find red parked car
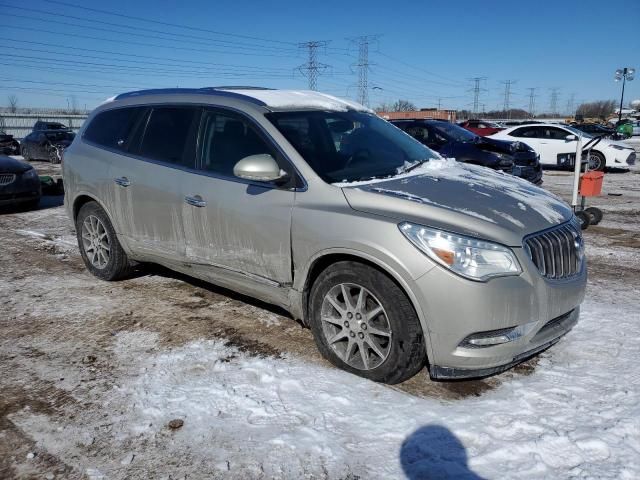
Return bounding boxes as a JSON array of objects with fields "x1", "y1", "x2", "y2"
[{"x1": 459, "y1": 119, "x2": 504, "y2": 136}]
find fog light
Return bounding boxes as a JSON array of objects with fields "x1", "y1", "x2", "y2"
[{"x1": 460, "y1": 322, "x2": 537, "y2": 348}]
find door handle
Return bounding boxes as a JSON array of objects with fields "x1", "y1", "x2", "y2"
[
  {"x1": 114, "y1": 177, "x2": 131, "y2": 187},
  {"x1": 184, "y1": 195, "x2": 207, "y2": 207}
]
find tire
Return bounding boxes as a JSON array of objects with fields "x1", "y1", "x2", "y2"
[
  {"x1": 76, "y1": 201, "x2": 132, "y2": 281},
  {"x1": 308, "y1": 261, "x2": 426, "y2": 384},
  {"x1": 575, "y1": 210, "x2": 591, "y2": 230},
  {"x1": 48, "y1": 147, "x2": 61, "y2": 164},
  {"x1": 588, "y1": 151, "x2": 606, "y2": 172},
  {"x1": 585, "y1": 207, "x2": 603, "y2": 225},
  {"x1": 22, "y1": 145, "x2": 30, "y2": 161}
]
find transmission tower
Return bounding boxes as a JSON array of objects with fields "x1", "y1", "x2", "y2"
[
  {"x1": 501, "y1": 80, "x2": 516, "y2": 119},
  {"x1": 468, "y1": 77, "x2": 487, "y2": 117},
  {"x1": 549, "y1": 88, "x2": 561, "y2": 118},
  {"x1": 566, "y1": 93, "x2": 576, "y2": 116},
  {"x1": 297, "y1": 40, "x2": 330, "y2": 91},
  {"x1": 348, "y1": 35, "x2": 380, "y2": 107},
  {"x1": 526, "y1": 87, "x2": 537, "y2": 117}
]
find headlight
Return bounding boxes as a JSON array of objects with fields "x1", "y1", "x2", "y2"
[
  {"x1": 611, "y1": 145, "x2": 628, "y2": 151},
  {"x1": 22, "y1": 168, "x2": 38, "y2": 180},
  {"x1": 399, "y1": 223, "x2": 522, "y2": 281}
]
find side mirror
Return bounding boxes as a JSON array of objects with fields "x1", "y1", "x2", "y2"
[
  {"x1": 565, "y1": 134, "x2": 577, "y2": 141},
  {"x1": 233, "y1": 154, "x2": 288, "y2": 183}
]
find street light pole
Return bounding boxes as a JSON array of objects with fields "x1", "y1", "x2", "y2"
[{"x1": 615, "y1": 67, "x2": 635, "y2": 123}]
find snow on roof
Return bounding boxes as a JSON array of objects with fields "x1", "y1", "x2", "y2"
[{"x1": 227, "y1": 89, "x2": 373, "y2": 113}]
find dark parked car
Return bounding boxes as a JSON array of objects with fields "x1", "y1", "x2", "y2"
[
  {"x1": 0, "y1": 154, "x2": 41, "y2": 209},
  {"x1": 391, "y1": 119, "x2": 543, "y2": 184},
  {"x1": 571, "y1": 123, "x2": 624, "y2": 140},
  {"x1": 459, "y1": 119, "x2": 504, "y2": 136},
  {"x1": 21, "y1": 130, "x2": 75, "y2": 163},
  {"x1": 33, "y1": 121, "x2": 71, "y2": 132},
  {"x1": 0, "y1": 131, "x2": 21, "y2": 155}
]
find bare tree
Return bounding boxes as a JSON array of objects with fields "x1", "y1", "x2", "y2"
[
  {"x1": 8, "y1": 94, "x2": 18, "y2": 113},
  {"x1": 576, "y1": 100, "x2": 616, "y2": 120},
  {"x1": 392, "y1": 99, "x2": 417, "y2": 112}
]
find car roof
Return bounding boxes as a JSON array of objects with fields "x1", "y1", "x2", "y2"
[{"x1": 107, "y1": 87, "x2": 371, "y2": 113}]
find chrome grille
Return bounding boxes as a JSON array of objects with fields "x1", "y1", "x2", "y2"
[
  {"x1": 524, "y1": 221, "x2": 584, "y2": 279},
  {"x1": 0, "y1": 173, "x2": 16, "y2": 186}
]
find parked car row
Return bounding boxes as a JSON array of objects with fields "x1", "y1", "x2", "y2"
[
  {"x1": 0, "y1": 154, "x2": 41, "y2": 209},
  {"x1": 0, "y1": 121, "x2": 76, "y2": 163}
]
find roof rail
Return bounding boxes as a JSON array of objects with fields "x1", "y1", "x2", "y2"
[{"x1": 113, "y1": 87, "x2": 268, "y2": 106}]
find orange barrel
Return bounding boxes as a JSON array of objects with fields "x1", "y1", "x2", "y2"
[{"x1": 579, "y1": 171, "x2": 604, "y2": 197}]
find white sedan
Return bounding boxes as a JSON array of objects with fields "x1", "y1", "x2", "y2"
[{"x1": 490, "y1": 123, "x2": 636, "y2": 171}]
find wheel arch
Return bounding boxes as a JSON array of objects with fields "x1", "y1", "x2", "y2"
[{"x1": 296, "y1": 249, "x2": 435, "y2": 366}]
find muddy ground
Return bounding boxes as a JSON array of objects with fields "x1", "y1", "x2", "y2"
[{"x1": 1, "y1": 159, "x2": 639, "y2": 479}]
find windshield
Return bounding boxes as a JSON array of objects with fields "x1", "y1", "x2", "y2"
[
  {"x1": 267, "y1": 111, "x2": 439, "y2": 183},
  {"x1": 564, "y1": 125, "x2": 593, "y2": 139},
  {"x1": 431, "y1": 122, "x2": 477, "y2": 143}
]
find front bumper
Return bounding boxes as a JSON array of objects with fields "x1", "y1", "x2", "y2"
[
  {"x1": 410, "y1": 247, "x2": 586, "y2": 380},
  {"x1": 0, "y1": 174, "x2": 41, "y2": 206}
]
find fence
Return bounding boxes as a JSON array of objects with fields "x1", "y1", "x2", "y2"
[{"x1": 0, "y1": 113, "x2": 89, "y2": 140}]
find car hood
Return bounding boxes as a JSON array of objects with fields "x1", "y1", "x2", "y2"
[
  {"x1": 471, "y1": 135, "x2": 529, "y2": 154},
  {"x1": 339, "y1": 158, "x2": 572, "y2": 246},
  {"x1": 0, "y1": 154, "x2": 32, "y2": 174}
]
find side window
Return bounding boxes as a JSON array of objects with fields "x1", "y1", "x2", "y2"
[
  {"x1": 511, "y1": 127, "x2": 540, "y2": 138},
  {"x1": 84, "y1": 107, "x2": 143, "y2": 150},
  {"x1": 138, "y1": 106, "x2": 199, "y2": 167},
  {"x1": 405, "y1": 126, "x2": 430, "y2": 143},
  {"x1": 198, "y1": 110, "x2": 278, "y2": 177},
  {"x1": 548, "y1": 128, "x2": 570, "y2": 140}
]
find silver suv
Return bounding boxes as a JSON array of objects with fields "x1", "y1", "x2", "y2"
[{"x1": 63, "y1": 87, "x2": 586, "y2": 384}]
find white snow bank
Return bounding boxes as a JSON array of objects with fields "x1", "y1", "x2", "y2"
[
  {"x1": 227, "y1": 89, "x2": 373, "y2": 113},
  {"x1": 12, "y1": 292, "x2": 640, "y2": 479}
]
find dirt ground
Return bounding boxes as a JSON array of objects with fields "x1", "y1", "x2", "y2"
[{"x1": 1, "y1": 158, "x2": 639, "y2": 479}]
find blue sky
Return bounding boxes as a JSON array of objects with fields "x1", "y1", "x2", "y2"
[{"x1": 1, "y1": 0, "x2": 639, "y2": 112}]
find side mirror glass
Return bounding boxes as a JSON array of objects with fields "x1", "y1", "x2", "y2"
[
  {"x1": 565, "y1": 134, "x2": 577, "y2": 141},
  {"x1": 233, "y1": 154, "x2": 288, "y2": 183}
]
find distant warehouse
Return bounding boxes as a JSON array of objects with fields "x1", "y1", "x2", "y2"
[{"x1": 378, "y1": 108, "x2": 456, "y2": 122}]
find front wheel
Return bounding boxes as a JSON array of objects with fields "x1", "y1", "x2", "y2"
[
  {"x1": 76, "y1": 201, "x2": 132, "y2": 281},
  {"x1": 308, "y1": 261, "x2": 426, "y2": 384},
  {"x1": 21, "y1": 145, "x2": 30, "y2": 161},
  {"x1": 588, "y1": 151, "x2": 606, "y2": 172}
]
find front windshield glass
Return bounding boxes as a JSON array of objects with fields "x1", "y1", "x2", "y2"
[
  {"x1": 564, "y1": 125, "x2": 593, "y2": 139},
  {"x1": 45, "y1": 131, "x2": 75, "y2": 142},
  {"x1": 267, "y1": 111, "x2": 439, "y2": 183},
  {"x1": 431, "y1": 122, "x2": 477, "y2": 143}
]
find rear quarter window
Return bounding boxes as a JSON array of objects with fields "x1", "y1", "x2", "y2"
[{"x1": 83, "y1": 107, "x2": 143, "y2": 150}]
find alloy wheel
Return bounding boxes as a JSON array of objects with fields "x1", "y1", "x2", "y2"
[
  {"x1": 81, "y1": 215, "x2": 110, "y2": 269},
  {"x1": 320, "y1": 283, "x2": 392, "y2": 370}
]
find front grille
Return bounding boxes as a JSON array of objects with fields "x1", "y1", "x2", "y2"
[
  {"x1": 0, "y1": 173, "x2": 16, "y2": 186},
  {"x1": 524, "y1": 221, "x2": 584, "y2": 279}
]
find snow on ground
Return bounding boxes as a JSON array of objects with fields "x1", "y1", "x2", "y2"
[{"x1": 1, "y1": 162, "x2": 640, "y2": 479}]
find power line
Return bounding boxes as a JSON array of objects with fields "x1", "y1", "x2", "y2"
[
  {"x1": 566, "y1": 93, "x2": 576, "y2": 116},
  {"x1": 297, "y1": 41, "x2": 330, "y2": 90},
  {"x1": 549, "y1": 88, "x2": 561, "y2": 117},
  {"x1": 42, "y1": 0, "x2": 296, "y2": 46}
]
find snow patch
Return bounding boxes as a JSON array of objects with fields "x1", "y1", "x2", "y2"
[{"x1": 227, "y1": 89, "x2": 372, "y2": 113}]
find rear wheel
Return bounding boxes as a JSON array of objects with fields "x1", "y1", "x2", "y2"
[
  {"x1": 308, "y1": 261, "x2": 426, "y2": 384},
  {"x1": 76, "y1": 201, "x2": 132, "y2": 280},
  {"x1": 21, "y1": 145, "x2": 30, "y2": 161}
]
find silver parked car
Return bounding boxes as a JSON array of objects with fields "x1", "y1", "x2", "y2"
[{"x1": 63, "y1": 87, "x2": 586, "y2": 384}]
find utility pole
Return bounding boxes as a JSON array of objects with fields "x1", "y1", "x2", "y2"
[
  {"x1": 526, "y1": 87, "x2": 537, "y2": 118},
  {"x1": 549, "y1": 88, "x2": 560, "y2": 118},
  {"x1": 501, "y1": 80, "x2": 516, "y2": 119},
  {"x1": 615, "y1": 67, "x2": 635, "y2": 123},
  {"x1": 348, "y1": 35, "x2": 380, "y2": 107},
  {"x1": 468, "y1": 77, "x2": 487, "y2": 117},
  {"x1": 297, "y1": 40, "x2": 330, "y2": 91}
]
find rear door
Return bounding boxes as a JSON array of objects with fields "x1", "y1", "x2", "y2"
[
  {"x1": 115, "y1": 105, "x2": 201, "y2": 263},
  {"x1": 179, "y1": 107, "x2": 295, "y2": 285}
]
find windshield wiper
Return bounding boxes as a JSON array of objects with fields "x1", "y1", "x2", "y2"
[{"x1": 399, "y1": 158, "x2": 429, "y2": 174}]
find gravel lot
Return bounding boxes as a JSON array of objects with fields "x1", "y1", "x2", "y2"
[{"x1": 1, "y1": 157, "x2": 639, "y2": 479}]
